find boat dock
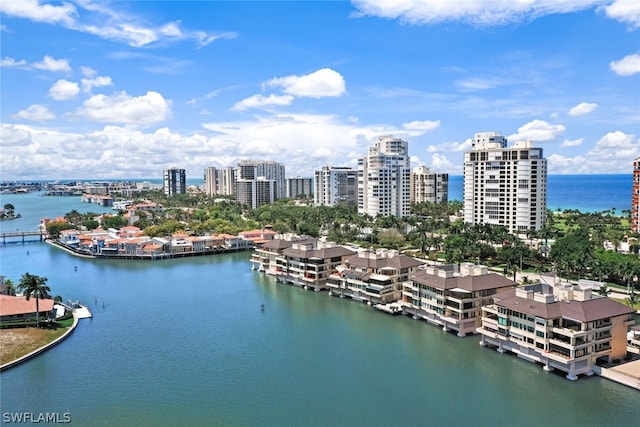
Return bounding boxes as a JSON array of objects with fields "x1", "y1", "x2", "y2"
[{"x1": 373, "y1": 302, "x2": 403, "y2": 315}]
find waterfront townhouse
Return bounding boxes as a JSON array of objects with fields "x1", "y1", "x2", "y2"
[
  {"x1": 403, "y1": 263, "x2": 515, "y2": 337},
  {"x1": 276, "y1": 240, "x2": 355, "y2": 291},
  {"x1": 477, "y1": 282, "x2": 635, "y2": 380},
  {"x1": 251, "y1": 235, "x2": 317, "y2": 274},
  {"x1": 239, "y1": 228, "x2": 278, "y2": 247},
  {"x1": 327, "y1": 249, "x2": 424, "y2": 304}
]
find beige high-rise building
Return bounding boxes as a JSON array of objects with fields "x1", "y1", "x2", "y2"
[
  {"x1": 358, "y1": 135, "x2": 411, "y2": 217},
  {"x1": 463, "y1": 132, "x2": 547, "y2": 234},
  {"x1": 632, "y1": 157, "x2": 640, "y2": 233},
  {"x1": 203, "y1": 166, "x2": 235, "y2": 196},
  {"x1": 410, "y1": 166, "x2": 448, "y2": 204}
]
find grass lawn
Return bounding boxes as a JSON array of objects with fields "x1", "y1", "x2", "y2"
[{"x1": 0, "y1": 325, "x2": 70, "y2": 366}]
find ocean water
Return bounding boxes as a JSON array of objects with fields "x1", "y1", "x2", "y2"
[{"x1": 448, "y1": 174, "x2": 632, "y2": 213}]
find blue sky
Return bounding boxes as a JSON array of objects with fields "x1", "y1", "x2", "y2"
[{"x1": 1, "y1": 0, "x2": 639, "y2": 180}]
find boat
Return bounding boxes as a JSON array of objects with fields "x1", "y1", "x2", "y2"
[{"x1": 67, "y1": 300, "x2": 93, "y2": 319}]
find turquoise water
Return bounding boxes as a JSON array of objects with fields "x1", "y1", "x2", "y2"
[{"x1": 0, "y1": 193, "x2": 639, "y2": 426}]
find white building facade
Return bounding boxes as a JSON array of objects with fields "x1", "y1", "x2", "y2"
[
  {"x1": 286, "y1": 177, "x2": 313, "y2": 199},
  {"x1": 358, "y1": 136, "x2": 411, "y2": 217},
  {"x1": 463, "y1": 132, "x2": 547, "y2": 234},
  {"x1": 314, "y1": 166, "x2": 357, "y2": 206},
  {"x1": 410, "y1": 166, "x2": 449, "y2": 204}
]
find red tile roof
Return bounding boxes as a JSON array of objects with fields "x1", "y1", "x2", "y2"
[{"x1": 0, "y1": 295, "x2": 55, "y2": 317}]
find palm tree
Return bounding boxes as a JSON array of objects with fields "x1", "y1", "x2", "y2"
[
  {"x1": 18, "y1": 273, "x2": 51, "y2": 327},
  {"x1": 3, "y1": 278, "x2": 16, "y2": 296}
]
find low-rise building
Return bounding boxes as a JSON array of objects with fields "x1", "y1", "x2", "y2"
[
  {"x1": 402, "y1": 263, "x2": 515, "y2": 337},
  {"x1": 327, "y1": 249, "x2": 424, "y2": 304},
  {"x1": 250, "y1": 235, "x2": 316, "y2": 274},
  {"x1": 276, "y1": 240, "x2": 354, "y2": 291},
  {"x1": 0, "y1": 295, "x2": 55, "y2": 323},
  {"x1": 477, "y1": 282, "x2": 635, "y2": 380}
]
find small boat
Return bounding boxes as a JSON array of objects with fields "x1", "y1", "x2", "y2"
[{"x1": 260, "y1": 304, "x2": 265, "y2": 312}]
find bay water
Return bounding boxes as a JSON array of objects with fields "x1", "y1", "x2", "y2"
[{"x1": 1, "y1": 182, "x2": 638, "y2": 426}]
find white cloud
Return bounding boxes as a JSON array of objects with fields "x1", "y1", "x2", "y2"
[
  {"x1": 77, "y1": 91, "x2": 172, "y2": 125},
  {"x1": 267, "y1": 68, "x2": 346, "y2": 98},
  {"x1": 49, "y1": 79, "x2": 80, "y2": 100},
  {"x1": 33, "y1": 55, "x2": 71, "y2": 72},
  {"x1": 610, "y1": 53, "x2": 640, "y2": 76},
  {"x1": 1, "y1": 57, "x2": 27, "y2": 68},
  {"x1": 0, "y1": 0, "x2": 235, "y2": 48},
  {"x1": 568, "y1": 102, "x2": 597, "y2": 116},
  {"x1": 402, "y1": 120, "x2": 440, "y2": 133},
  {"x1": 602, "y1": 0, "x2": 640, "y2": 29},
  {"x1": 428, "y1": 153, "x2": 457, "y2": 173},
  {"x1": 12, "y1": 104, "x2": 56, "y2": 121},
  {"x1": 0, "y1": 0, "x2": 77, "y2": 25},
  {"x1": 426, "y1": 138, "x2": 473, "y2": 153},
  {"x1": 508, "y1": 119, "x2": 565, "y2": 142},
  {"x1": 351, "y1": 0, "x2": 606, "y2": 26},
  {"x1": 231, "y1": 94, "x2": 294, "y2": 112},
  {"x1": 548, "y1": 131, "x2": 639, "y2": 174},
  {"x1": 560, "y1": 138, "x2": 584, "y2": 147},
  {"x1": 81, "y1": 75, "x2": 113, "y2": 93},
  {"x1": 456, "y1": 76, "x2": 506, "y2": 91}
]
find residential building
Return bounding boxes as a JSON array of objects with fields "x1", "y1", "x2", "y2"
[
  {"x1": 410, "y1": 166, "x2": 449, "y2": 204},
  {"x1": 237, "y1": 160, "x2": 286, "y2": 199},
  {"x1": 203, "y1": 166, "x2": 236, "y2": 196},
  {"x1": 358, "y1": 135, "x2": 411, "y2": 217},
  {"x1": 236, "y1": 177, "x2": 277, "y2": 209},
  {"x1": 250, "y1": 234, "x2": 317, "y2": 274},
  {"x1": 314, "y1": 166, "x2": 357, "y2": 206},
  {"x1": 0, "y1": 295, "x2": 55, "y2": 323},
  {"x1": 632, "y1": 157, "x2": 640, "y2": 233},
  {"x1": 402, "y1": 263, "x2": 515, "y2": 337},
  {"x1": 463, "y1": 132, "x2": 547, "y2": 234},
  {"x1": 275, "y1": 240, "x2": 355, "y2": 291},
  {"x1": 327, "y1": 249, "x2": 423, "y2": 304},
  {"x1": 286, "y1": 177, "x2": 313, "y2": 199},
  {"x1": 163, "y1": 167, "x2": 186, "y2": 196},
  {"x1": 477, "y1": 282, "x2": 635, "y2": 380}
]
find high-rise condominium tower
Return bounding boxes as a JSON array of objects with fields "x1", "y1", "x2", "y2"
[
  {"x1": 235, "y1": 160, "x2": 285, "y2": 209},
  {"x1": 411, "y1": 166, "x2": 449, "y2": 204},
  {"x1": 463, "y1": 132, "x2": 547, "y2": 234},
  {"x1": 314, "y1": 166, "x2": 357, "y2": 206},
  {"x1": 358, "y1": 135, "x2": 411, "y2": 217},
  {"x1": 203, "y1": 166, "x2": 236, "y2": 196},
  {"x1": 286, "y1": 177, "x2": 313, "y2": 199},
  {"x1": 163, "y1": 167, "x2": 186, "y2": 196},
  {"x1": 632, "y1": 157, "x2": 640, "y2": 233}
]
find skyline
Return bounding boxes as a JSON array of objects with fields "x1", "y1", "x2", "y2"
[{"x1": 1, "y1": 1, "x2": 639, "y2": 180}]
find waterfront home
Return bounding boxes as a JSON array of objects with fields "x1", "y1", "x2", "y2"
[
  {"x1": 250, "y1": 234, "x2": 316, "y2": 274},
  {"x1": 59, "y1": 229, "x2": 81, "y2": 246},
  {"x1": 239, "y1": 228, "x2": 278, "y2": 246},
  {"x1": 477, "y1": 282, "x2": 635, "y2": 380},
  {"x1": 276, "y1": 239, "x2": 355, "y2": 291},
  {"x1": 0, "y1": 295, "x2": 55, "y2": 324},
  {"x1": 327, "y1": 249, "x2": 424, "y2": 305},
  {"x1": 81, "y1": 193, "x2": 114, "y2": 207},
  {"x1": 403, "y1": 263, "x2": 515, "y2": 337}
]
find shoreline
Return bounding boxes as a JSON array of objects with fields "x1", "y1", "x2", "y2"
[{"x1": 0, "y1": 314, "x2": 79, "y2": 372}]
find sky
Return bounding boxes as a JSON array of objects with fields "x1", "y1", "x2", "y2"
[{"x1": 1, "y1": 0, "x2": 639, "y2": 181}]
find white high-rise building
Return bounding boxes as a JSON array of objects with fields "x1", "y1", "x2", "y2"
[
  {"x1": 463, "y1": 132, "x2": 547, "y2": 234},
  {"x1": 163, "y1": 167, "x2": 186, "y2": 197},
  {"x1": 358, "y1": 135, "x2": 411, "y2": 217},
  {"x1": 314, "y1": 166, "x2": 357, "y2": 206},
  {"x1": 411, "y1": 166, "x2": 449, "y2": 204},
  {"x1": 203, "y1": 166, "x2": 236, "y2": 196}
]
